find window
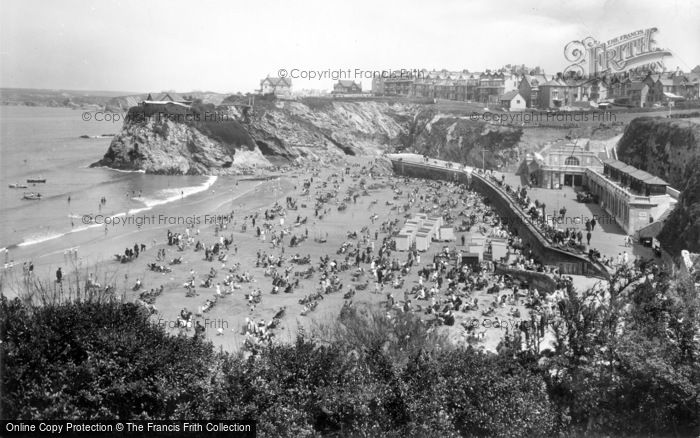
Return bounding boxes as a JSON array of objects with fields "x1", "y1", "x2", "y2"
[{"x1": 565, "y1": 156, "x2": 580, "y2": 166}]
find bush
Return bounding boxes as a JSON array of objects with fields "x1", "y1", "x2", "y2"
[{"x1": 1, "y1": 297, "x2": 221, "y2": 420}]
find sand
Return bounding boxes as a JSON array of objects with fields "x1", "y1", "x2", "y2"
[{"x1": 2, "y1": 156, "x2": 613, "y2": 353}]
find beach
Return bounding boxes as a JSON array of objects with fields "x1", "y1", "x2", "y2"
[
  {"x1": 3, "y1": 153, "x2": 594, "y2": 354},
  {"x1": 0, "y1": 106, "x2": 628, "y2": 354}
]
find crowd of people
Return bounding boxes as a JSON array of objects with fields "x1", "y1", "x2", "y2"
[{"x1": 9, "y1": 156, "x2": 652, "y2": 356}]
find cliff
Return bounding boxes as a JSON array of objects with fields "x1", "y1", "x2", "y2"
[
  {"x1": 93, "y1": 97, "x2": 526, "y2": 175},
  {"x1": 246, "y1": 98, "x2": 414, "y2": 161},
  {"x1": 616, "y1": 117, "x2": 700, "y2": 253},
  {"x1": 657, "y1": 156, "x2": 700, "y2": 253},
  {"x1": 93, "y1": 99, "x2": 417, "y2": 173},
  {"x1": 406, "y1": 111, "x2": 523, "y2": 168},
  {"x1": 616, "y1": 117, "x2": 700, "y2": 188},
  {"x1": 91, "y1": 110, "x2": 269, "y2": 174}
]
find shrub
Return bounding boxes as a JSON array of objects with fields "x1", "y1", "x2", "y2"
[{"x1": 1, "y1": 297, "x2": 221, "y2": 420}]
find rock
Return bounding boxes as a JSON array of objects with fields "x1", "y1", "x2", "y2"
[
  {"x1": 93, "y1": 98, "x2": 527, "y2": 175},
  {"x1": 91, "y1": 116, "x2": 269, "y2": 175}
]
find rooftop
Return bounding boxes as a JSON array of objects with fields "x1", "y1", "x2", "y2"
[
  {"x1": 500, "y1": 90, "x2": 520, "y2": 101},
  {"x1": 603, "y1": 159, "x2": 668, "y2": 185}
]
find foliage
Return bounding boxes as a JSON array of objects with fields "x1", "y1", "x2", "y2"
[
  {"x1": 2, "y1": 299, "x2": 557, "y2": 436},
  {"x1": 542, "y1": 263, "x2": 700, "y2": 436},
  {"x1": 3, "y1": 264, "x2": 698, "y2": 437},
  {"x1": 1, "y1": 297, "x2": 220, "y2": 420}
]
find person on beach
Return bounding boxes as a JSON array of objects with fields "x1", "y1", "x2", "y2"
[{"x1": 56, "y1": 267, "x2": 62, "y2": 283}]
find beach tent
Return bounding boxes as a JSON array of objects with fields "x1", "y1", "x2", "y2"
[
  {"x1": 470, "y1": 235, "x2": 486, "y2": 247},
  {"x1": 428, "y1": 215, "x2": 443, "y2": 228},
  {"x1": 395, "y1": 234, "x2": 411, "y2": 251},
  {"x1": 490, "y1": 240, "x2": 508, "y2": 261},
  {"x1": 418, "y1": 226, "x2": 433, "y2": 240},
  {"x1": 405, "y1": 220, "x2": 421, "y2": 231},
  {"x1": 415, "y1": 232, "x2": 430, "y2": 251},
  {"x1": 468, "y1": 243, "x2": 484, "y2": 261},
  {"x1": 424, "y1": 221, "x2": 438, "y2": 238},
  {"x1": 439, "y1": 227, "x2": 455, "y2": 241}
]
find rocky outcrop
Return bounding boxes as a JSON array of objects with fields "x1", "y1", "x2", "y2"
[
  {"x1": 94, "y1": 99, "x2": 419, "y2": 173},
  {"x1": 406, "y1": 111, "x2": 523, "y2": 168},
  {"x1": 91, "y1": 115, "x2": 270, "y2": 175},
  {"x1": 93, "y1": 97, "x2": 528, "y2": 175},
  {"x1": 658, "y1": 156, "x2": 700, "y2": 253},
  {"x1": 616, "y1": 117, "x2": 700, "y2": 188},
  {"x1": 615, "y1": 116, "x2": 700, "y2": 254},
  {"x1": 246, "y1": 99, "x2": 415, "y2": 161}
]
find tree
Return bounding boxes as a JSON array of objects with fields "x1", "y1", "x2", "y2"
[
  {"x1": 1, "y1": 298, "x2": 222, "y2": 420},
  {"x1": 542, "y1": 262, "x2": 700, "y2": 435}
]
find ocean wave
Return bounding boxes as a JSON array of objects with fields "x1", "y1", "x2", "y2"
[
  {"x1": 17, "y1": 231, "x2": 67, "y2": 247},
  {"x1": 91, "y1": 166, "x2": 147, "y2": 173},
  {"x1": 13, "y1": 177, "x2": 218, "y2": 249},
  {"x1": 137, "y1": 175, "x2": 217, "y2": 209}
]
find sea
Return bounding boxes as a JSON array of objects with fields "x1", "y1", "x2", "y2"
[{"x1": 0, "y1": 106, "x2": 217, "y2": 254}]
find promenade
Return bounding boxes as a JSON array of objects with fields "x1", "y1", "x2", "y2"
[{"x1": 387, "y1": 153, "x2": 663, "y2": 277}]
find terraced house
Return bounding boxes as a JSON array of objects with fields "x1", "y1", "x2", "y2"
[
  {"x1": 374, "y1": 66, "x2": 699, "y2": 108},
  {"x1": 410, "y1": 70, "x2": 481, "y2": 101}
]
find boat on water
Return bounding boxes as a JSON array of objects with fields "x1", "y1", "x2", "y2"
[
  {"x1": 22, "y1": 192, "x2": 42, "y2": 200},
  {"x1": 9, "y1": 183, "x2": 29, "y2": 189},
  {"x1": 27, "y1": 177, "x2": 46, "y2": 183}
]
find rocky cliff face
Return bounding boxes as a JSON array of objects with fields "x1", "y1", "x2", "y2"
[
  {"x1": 91, "y1": 115, "x2": 270, "y2": 174},
  {"x1": 246, "y1": 99, "x2": 415, "y2": 161},
  {"x1": 406, "y1": 111, "x2": 523, "y2": 168},
  {"x1": 615, "y1": 116, "x2": 700, "y2": 253},
  {"x1": 93, "y1": 98, "x2": 526, "y2": 175},
  {"x1": 658, "y1": 156, "x2": 700, "y2": 253},
  {"x1": 616, "y1": 117, "x2": 700, "y2": 188},
  {"x1": 93, "y1": 99, "x2": 418, "y2": 173}
]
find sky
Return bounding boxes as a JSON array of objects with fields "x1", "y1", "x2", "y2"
[{"x1": 1, "y1": 0, "x2": 698, "y2": 94}]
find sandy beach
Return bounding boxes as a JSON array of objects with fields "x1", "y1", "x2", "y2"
[{"x1": 2, "y1": 155, "x2": 617, "y2": 353}]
